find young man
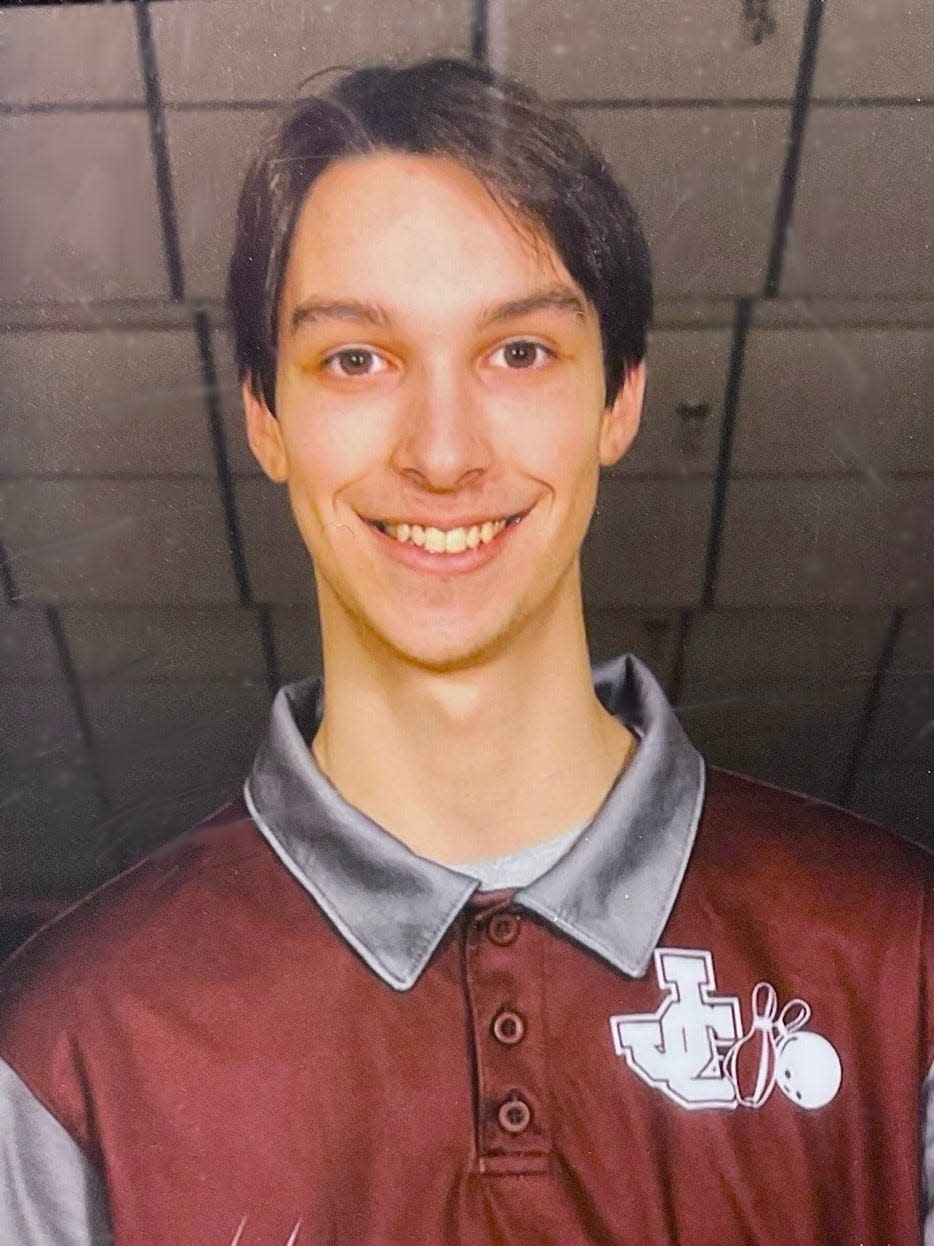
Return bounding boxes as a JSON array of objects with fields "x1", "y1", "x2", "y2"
[{"x1": 1, "y1": 57, "x2": 932, "y2": 1245}]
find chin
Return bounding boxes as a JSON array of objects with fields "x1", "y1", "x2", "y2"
[
  {"x1": 390, "y1": 635, "x2": 506, "y2": 675},
  {"x1": 371, "y1": 612, "x2": 523, "y2": 675}
]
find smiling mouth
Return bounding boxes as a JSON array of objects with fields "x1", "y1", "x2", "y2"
[{"x1": 365, "y1": 513, "x2": 526, "y2": 554}]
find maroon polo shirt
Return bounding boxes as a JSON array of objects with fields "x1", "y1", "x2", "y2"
[{"x1": 1, "y1": 654, "x2": 932, "y2": 1244}]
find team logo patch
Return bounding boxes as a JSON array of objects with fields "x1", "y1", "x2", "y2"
[{"x1": 609, "y1": 948, "x2": 841, "y2": 1112}]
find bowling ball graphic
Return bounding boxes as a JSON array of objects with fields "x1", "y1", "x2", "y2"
[{"x1": 775, "y1": 1031, "x2": 842, "y2": 1109}]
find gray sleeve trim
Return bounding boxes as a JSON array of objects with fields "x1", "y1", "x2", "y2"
[
  {"x1": 924, "y1": 1058, "x2": 934, "y2": 1246},
  {"x1": 0, "y1": 1058, "x2": 111, "y2": 1244}
]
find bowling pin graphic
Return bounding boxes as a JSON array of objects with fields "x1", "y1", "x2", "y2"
[
  {"x1": 725, "y1": 982, "x2": 841, "y2": 1110},
  {"x1": 723, "y1": 982, "x2": 782, "y2": 1107}
]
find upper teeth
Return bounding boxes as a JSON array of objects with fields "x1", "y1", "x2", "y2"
[{"x1": 384, "y1": 519, "x2": 510, "y2": 552}]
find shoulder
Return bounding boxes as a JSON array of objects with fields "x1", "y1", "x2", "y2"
[
  {"x1": 693, "y1": 768, "x2": 934, "y2": 1071},
  {"x1": 696, "y1": 766, "x2": 934, "y2": 906},
  {"x1": 0, "y1": 798, "x2": 295, "y2": 1155},
  {"x1": 0, "y1": 800, "x2": 272, "y2": 1058}
]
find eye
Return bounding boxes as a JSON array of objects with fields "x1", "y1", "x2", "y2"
[
  {"x1": 488, "y1": 340, "x2": 554, "y2": 370},
  {"x1": 321, "y1": 347, "x2": 389, "y2": 377}
]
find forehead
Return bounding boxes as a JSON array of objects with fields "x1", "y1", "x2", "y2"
[{"x1": 279, "y1": 152, "x2": 583, "y2": 328}]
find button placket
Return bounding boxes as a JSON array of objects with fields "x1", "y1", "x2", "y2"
[{"x1": 464, "y1": 896, "x2": 550, "y2": 1175}]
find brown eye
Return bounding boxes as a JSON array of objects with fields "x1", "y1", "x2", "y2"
[
  {"x1": 324, "y1": 348, "x2": 387, "y2": 377},
  {"x1": 506, "y1": 342, "x2": 536, "y2": 367},
  {"x1": 490, "y1": 340, "x2": 551, "y2": 370}
]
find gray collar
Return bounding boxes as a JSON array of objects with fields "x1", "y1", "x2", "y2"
[{"x1": 244, "y1": 653, "x2": 705, "y2": 991}]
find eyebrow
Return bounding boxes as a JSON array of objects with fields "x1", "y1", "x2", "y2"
[
  {"x1": 288, "y1": 285, "x2": 588, "y2": 336},
  {"x1": 289, "y1": 299, "x2": 389, "y2": 335},
  {"x1": 478, "y1": 286, "x2": 589, "y2": 327}
]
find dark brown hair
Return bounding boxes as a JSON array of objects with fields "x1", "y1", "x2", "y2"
[{"x1": 227, "y1": 57, "x2": 652, "y2": 414}]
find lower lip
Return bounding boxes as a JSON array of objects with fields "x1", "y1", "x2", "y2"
[{"x1": 363, "y1": 517, "x2": 526, "y2": 575}]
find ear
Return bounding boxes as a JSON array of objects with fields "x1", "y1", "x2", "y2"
[
  {"x1": 242, "y1": 379, "x2": 289, "y2": 483},
  {"x1": 598, "y1": 361, "x2": 646, "y2": 469}
]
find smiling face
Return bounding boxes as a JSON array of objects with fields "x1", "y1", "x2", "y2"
[{"x1": 244, "y1": 151, "x2": 645, "y2": 675}]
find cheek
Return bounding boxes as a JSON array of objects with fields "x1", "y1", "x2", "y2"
[
  {"x1": 506, "y1": 390, "x2": 603, "y2": 487},
  {"x1": 280, "y1": 409, "x2": 387, "y2": 500}
]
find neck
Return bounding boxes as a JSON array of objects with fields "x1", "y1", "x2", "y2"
[{"x1": 310, "y1": 589, "x2": 635, "y2": 866}]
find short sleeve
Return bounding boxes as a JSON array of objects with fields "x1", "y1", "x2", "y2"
[{"x1": 0, "y1": 1058, "x2": 111, "y2": 1245}]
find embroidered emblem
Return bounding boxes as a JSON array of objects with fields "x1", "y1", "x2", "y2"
[{"x1": 609, "y1": 948, "x2": 841, "y2": 1112}]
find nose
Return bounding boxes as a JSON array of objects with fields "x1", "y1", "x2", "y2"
[{"x1": 389, "y1": 359, "x2": 493, "y2": 492}]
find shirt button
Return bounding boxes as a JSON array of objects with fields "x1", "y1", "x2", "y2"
[
  {"x1": 487, "y1": 912, "x2": 520, "y2": 946},
  {"x1": 497, "y1": 1094, "x2": 532, "y2": 1135},
  {"x1": 492, "y1": 1009, "x2": 526, "y2": 1046}
]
